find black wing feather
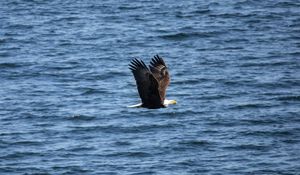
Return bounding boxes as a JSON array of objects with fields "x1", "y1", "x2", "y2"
[{"x1": 129, "y1": 58, "x2": 162, "y2": 107}]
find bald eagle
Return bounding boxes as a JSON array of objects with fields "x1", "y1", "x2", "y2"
[{"x1": 128, "y1": 55, "x2": 177, "y2": 109}]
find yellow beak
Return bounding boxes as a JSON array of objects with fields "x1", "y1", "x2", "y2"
[{"x1": 163, "y1": 99, "x2": 177, "y2": 106}]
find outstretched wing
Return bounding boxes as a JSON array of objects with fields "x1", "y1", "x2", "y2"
[
  {"x1": 129, "y1": 58, "x2": 162, "y2": 106},
  {"x1": 149, "y1": 55, "x2": 170, "y2": 101}
]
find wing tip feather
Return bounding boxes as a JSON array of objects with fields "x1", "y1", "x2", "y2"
[
  {"x1": 129, "y1": 58, "x2": 149, "y2": 71},
  {"x1": 150, "y1": 54, "x2": 166, "y2": 67}
]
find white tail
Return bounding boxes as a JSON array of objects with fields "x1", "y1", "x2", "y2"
[{"x1": 127, "y1": 103, "x2": 142, "y2": 108}]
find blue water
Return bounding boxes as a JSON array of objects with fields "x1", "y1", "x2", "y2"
[{"x1": 1, "y1": 0, "x2": 300, "y2": 174}]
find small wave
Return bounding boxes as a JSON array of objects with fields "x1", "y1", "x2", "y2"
[
  {"x1": 4, "y1": 24, "x2": 34, "y2": 30},
  {"x1": 109, "y1": 70, "x2": 127, "y2": 77},
  {"x1": 118, "y1": 5, "x2": 142, "y2": 10},
  {"x1": 0, "y1": 63, "x2": 23, "y2": 68},
  {"x1": 130, "y1": 171, "x2": 156, "y2": 175},
  {"x1": 81, "y1": 88, "x2": 109, "y2": 95},
  {"x1": 68, "y1": 146, "x2": 96, "y2": 152},
  {"x1": 222, "y1": 46, "x2": 244, "y2": 50},
  {"x1": 277, "y1": 95, "x2": 300, "y2": 101},
  {"x1": 10, "y1": 140, "x2": 43, "y2": 146},
  {"x1": 114, "y1": 141, "x2": 132, "y2": 146},
  {"x1": 0, "y1": 52, "x2": 11, "y2": 57},
  {"x1": 282, "y1": 139, "x2": 299, "y2": 144},
  {"x1": 52, "y1": 165, "x2": 90, "y2": 174},
  {"x1": 172, "y1": 79, "x2": 201, "y2": 85},
  {"x1": 46, "y1": 64, "x2": 78, "y2": 71},
  {"x1": 206, "y1": 121, "x2": 238, "y2": 127},
  {"x1": 224, "y1": 144, "x2": 270, "y2": 151},
  {"x1": 106, "y1": 151, "x2": 152, "y2": 158},
  {"x1": 241, "y1": 119, "x2": 280, "y2": 125},
  {"x1": 192, "y1": 9, "x2": 210, "y2": 14},
  {"x1": 0, "y1": 38, "x2": 6, "y2": 43},
  {"x1": 201, "y1": 94, "x2": 230, "y2": 100},
  {"x1": 229, "y1": 103, "x2": 273, "y2": 110},
  {"x1": 288, "y1": 52, "x2": 300, "y2": 56},
  {"x1": 56, "y1": 16, "x2": 81, "y2": 22},
  {"x1": 68, "y1": 114, "x2": 96, "y2": 121},
  {"x1": 175, "y1": 159, "x2": 197, "y2": 166},
  {"x1": 1, "y1": 151, "x2": 42, "y2": 159},
  {"x1": 209, "y1": 12, "x2": 254, "y2": 19},
  {"x1": 178, "y1": 140, "x2": 211, "y2": 146},
  {"x1": 239, "y1": 61, "x2": 293, "y2": 67},
  {"x1": 275, "y1": 1, "x2": 300, "y2": 7},
  {"x1": 160, "y1": 31, "x2": 223, "y2": 41},
  {"x1": 240, "y1": 130, "x2": 293, "y2": 137}
]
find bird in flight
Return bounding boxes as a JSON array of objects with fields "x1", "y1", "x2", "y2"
[{"x1": 128, "y1": 55, "x2": 177, "y2": 109}]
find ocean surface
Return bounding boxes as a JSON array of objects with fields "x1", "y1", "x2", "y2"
[{"x1": 1, "y1": 0, "x2": 300, "y2": 174}]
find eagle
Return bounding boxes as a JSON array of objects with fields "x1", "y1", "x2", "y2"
[{"x1": 128, "y1": 55, "x2": 177, "y2": 109}]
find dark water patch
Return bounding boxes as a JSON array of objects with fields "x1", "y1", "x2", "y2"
[
  {"x1": 45, "y1": 64, "x2": 80, "y2": 71},
  {"x1": 222, "y1": 46, "x2": 244, "y2": 50},
  {"x1": 118, "y1": 5, "x2": 142, "y2": 10},
  {"x1": 175, "y1": 12, "x2": 196, "y2": 19},
  {"x1": 113, "y1": 141, "x2": 132, "y2": 146},
  {"x1": 178, "y1": 140, "x2": 211, "y2": 147},
  {"x1": 51, "y1": 165, "x2": 91, "y2": 174},
  {"x1": 240, "y1": 130, "x2": 294, "y2": 137},
  {"x1": 248, "y1": 169, "x2": 299, "y2": 175},
  {"x1": 67, "y1": 114, "x2": 96, "y2": 121},
  {"x1": 0, "y1": 62, "x2": 24, "y2": 68},
  {"x1": 276, "y1": 95, "x2": 300, "y2": 101},
  {"x1": 275, "y1": 1, "x2": 300, "y2": 8},
  {"x1": 175, "y1": 159, "x2": 198, "y2": 166},
  {"x1": 282, "y1": 139, "x2": 300, "y2": 144},
  {"x1": 130, "y1": 171, "x2": 156, "y2": 175},
  {"x1": 0, "y1": 167, "x2": 50, "y2": 175},
  {"x1": 205, "y1": 120, "x2": 241, "y2": 127},
  {"x1": 172, "y1": 79, "x2": 202, "y2": 85},
  {"x1": 222, "y1": 79, "x2": 256, "y2": 86},
  {"x1": 1, "y1": 151, "x2": 42, "y2": 159},
  {"x1": 81, "y1": 88, "x2": 109, "y2": 95},
  {"x1": 192, "y1": 9, "x2": 210, "y2": 14},
  {"x1": 68, "y1": 146, "x2": 97, "y2": 152},
  {"x1": 240, "y1": 56, "x2": 262, "y2": 60},
  {"x1": 239, "y1": 61, "x2": 295, "y2": 67},
  {"x1": 4, "y1": 24, "x2": 34, "y2": 30},
  {"x1": 0, "y1": 38, "x2": 7, "y2": 43},
  {"x1": 241, "y1": 118, "x2": 283, "y2": 125},
  {"x1": 201, "y1": 94, "x2": 230, "y2": 100},
  {"x1": 253, "y1": 81, "x2": 299, "y2": 90},
  {"x1": 209, "y1": 12, "x2": 255, "y2": 19},
  {"x1": 287, "y1": 52, "x2": 300, "y2": 56},
  {"x1": 54, "y1": 16, "x2": 82, "y2": 22},
  {"x1": 224, "y1": 144, "x2": 271, "y2": 151},
  {"x1": 108, "y1": 70, "x2": 128, "y2": 77},
  {"x1": 8, "y1": 140, "x2": 44, "y2": 146},
  {"x1": 105, "y1": 151, "x2": 152, "y2": 158},
  {"x1": 160, "y1": 31, "x2": 224, "y2": 41},
  {"x1": 229, "y1": 103, "x2": 274, "y2": 110}
]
